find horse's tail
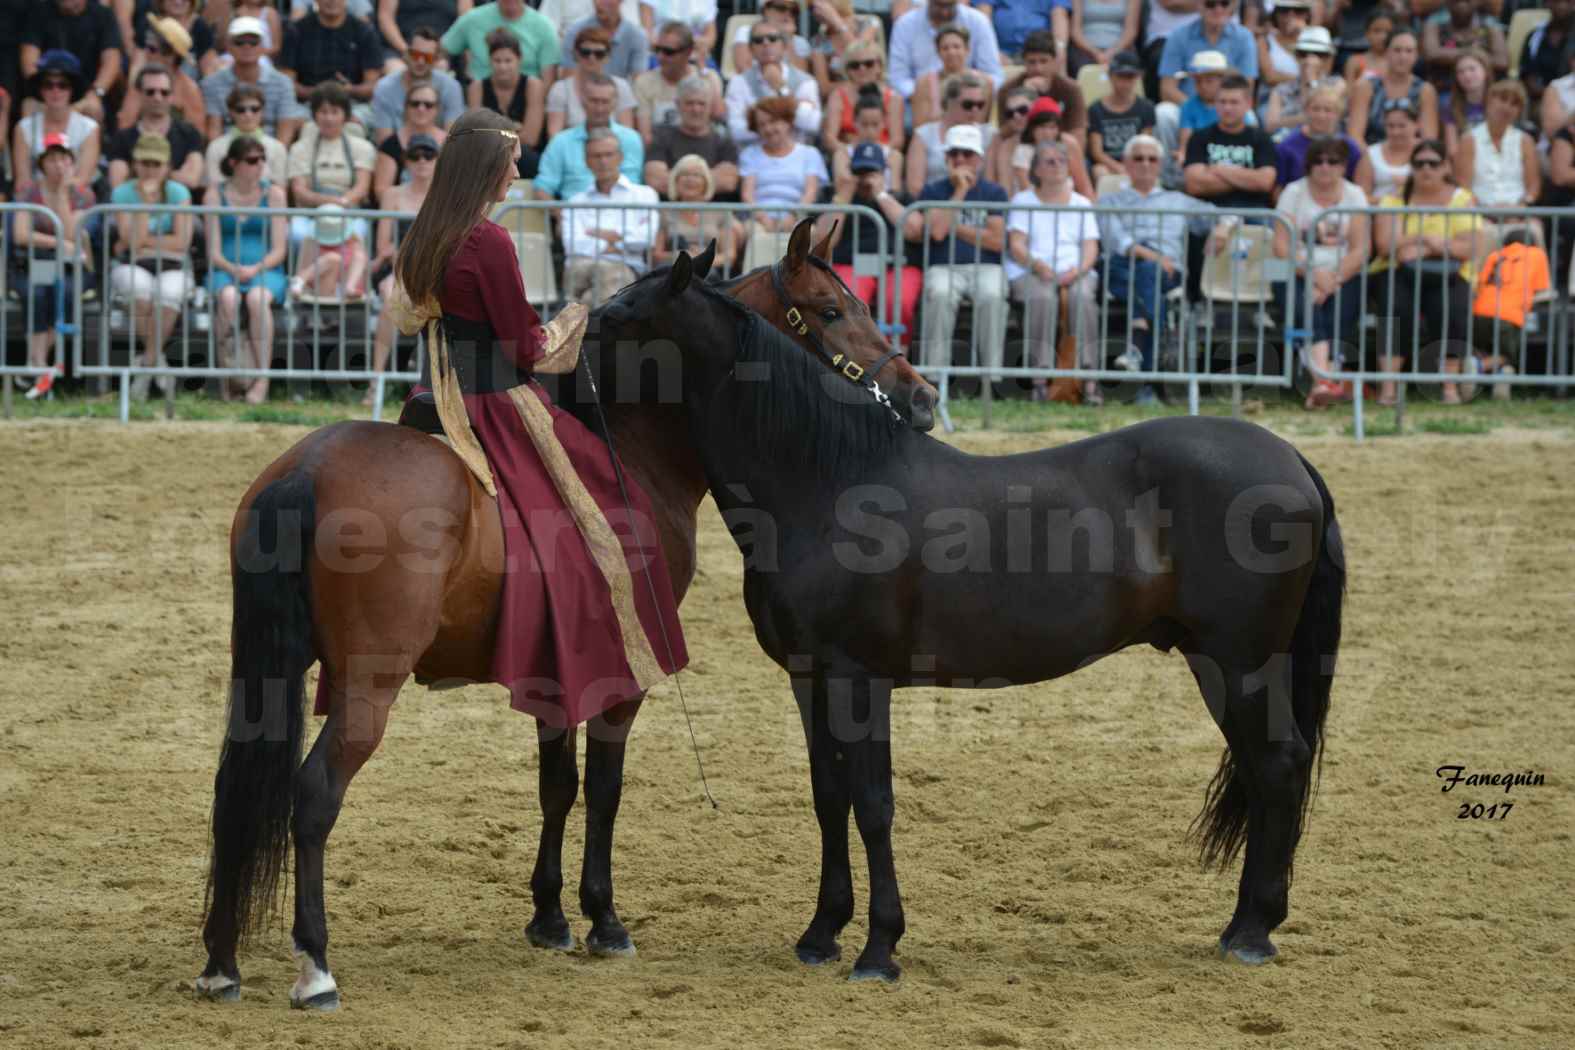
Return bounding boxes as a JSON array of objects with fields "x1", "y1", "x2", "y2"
[
  {"x1": 1195, "y1": 452, "x2": 1344, "y2": 874},
  {"x1": 203, "y1": 470, "x2": 317, "y2": 948}
]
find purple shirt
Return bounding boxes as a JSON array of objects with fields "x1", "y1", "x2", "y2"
[{"x1": 1276, "y1": 129, "x2": 1363, "y2": 187}]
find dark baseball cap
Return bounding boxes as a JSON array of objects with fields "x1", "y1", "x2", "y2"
[
  {"x1": 406, "y1": 132, "x2": 440, "y2": 154},
  {"x1": 1110, "y1": 50, "x2": 1143, "y2": 75},
  {"x1": 849, "y1": 142, "x2": 886, "y2": 173}
]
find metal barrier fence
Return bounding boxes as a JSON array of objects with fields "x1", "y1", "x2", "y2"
[
  {"x1": 8, "y1": 196, "x2": 1574, "y2": 439},
  {"x1": 1298, "y1": 205, "x2": 1575, "y2": 441},
  {"x1": 1, "y1": 202, "x2": 78, "y2": 419},
  {"x1": 891, "y1": 200, "x2": 1302, "y2": 430}
]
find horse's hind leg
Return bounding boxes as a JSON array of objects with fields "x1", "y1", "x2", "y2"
[
  {"x1": 1190, "y1": 653, "x2": 1312, "y2": 965},
  {"x1": 289, "y1": 671, "x2": 404, "y2": 1010},
  {"x1": 580, "y1": 697, "x2": 643, "y2": 956},
  {"x1": 525, "y1": 721, "x2": 579, "y2": 951}
]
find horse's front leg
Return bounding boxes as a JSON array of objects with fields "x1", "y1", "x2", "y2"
[
  {"x1": 580, "y1": 697, "x2": 643, "y2": 956},
  {"x1": 525, "y1": 721, "x2": 578, "y2": 951},
  {"x1": 839, "y1": 671, "x2": 905, "y2": 982},
  {"x1": 792, "y1": 672, "x2": 855, "y2": 966}
]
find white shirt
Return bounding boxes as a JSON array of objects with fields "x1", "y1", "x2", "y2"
[
  {"x1": 563, "y1": 175, "x2": 660, "y2": 270},
  {"x1": 1005, "y1": 188, "x2": 1097, "y2": 282},
  {"x1": 887, "y1": 6, "x2": 1004, "y2": 97},
  {"x1": 537, "y1": 0, "x2": 649, "y2": 37},
  {"x1": 724, "y1": 69, "x2": 822, "y2": 147}
]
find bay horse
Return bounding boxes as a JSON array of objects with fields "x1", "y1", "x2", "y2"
[
  {"x1": 196, "y1": 219, "x2": 938, "y2": 1009},
  {"x1": 592, "y1": 251, "x2": 1346, "y2": 981}
]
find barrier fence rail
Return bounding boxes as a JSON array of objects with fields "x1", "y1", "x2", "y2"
[
  {"x1": 1, "y1": 201, "x2": 77, "y2": 420},
  {"x1": 890, "y1": 201, "x2": 1302, "y2": 431},
  {"x1": 6, "y1": 197, "x2": 1574, "y2": 438}
]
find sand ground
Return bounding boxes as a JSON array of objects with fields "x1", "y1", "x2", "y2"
[{"x1": 1, "y1": 421, "x2": 1572, "y2": 1049}]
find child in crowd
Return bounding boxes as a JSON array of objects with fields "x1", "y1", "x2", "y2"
[
  {"x1": 1176, "y1": 51, "x2": 1228, "y2": 164},
  {"x1": 290, "y1": 204, "x2": 367, "y2": 299},
  {"x1": 1087, "y1": 51, "x2": 1156, "y2": 180},
  {"x1": 831, "y1": 89, "x2": 903, "y2": 191}
]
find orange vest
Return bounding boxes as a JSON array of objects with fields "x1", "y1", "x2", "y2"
[{"x1": 1472, "y1": 242, "x2": 1550, "y2": 328}]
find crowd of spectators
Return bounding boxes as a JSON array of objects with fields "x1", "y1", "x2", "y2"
[{"x1": 0, "y1": 0, "x2": 1564, "y2": 406}]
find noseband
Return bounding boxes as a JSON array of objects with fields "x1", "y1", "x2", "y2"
[{"x1": 769, "y1": 258, "x2": 907, "y2": 423}]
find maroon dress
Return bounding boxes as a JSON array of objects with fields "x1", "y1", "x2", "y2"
[{"x1": 432, "y1": 220, "x2": 686, "y2": 726}]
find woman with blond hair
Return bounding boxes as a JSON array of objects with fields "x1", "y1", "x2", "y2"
[
  {"x1": 1454, "y1": 80, "x2": 1539, "y2": 212},
  {"x1": 819, "y1": 40, "x2": 904, "y2": 153},
  {"x1": 654, "y1": 154, "x2": 741, "y2": 270},
  {"x1": 808, "y1": 0, "x2": 882, "y2": 98},
  {"x1": 1263, "y1": 26, "x2": 1341, "y2": 138}
]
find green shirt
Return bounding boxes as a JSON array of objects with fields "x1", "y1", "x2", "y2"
[{"x1": 442, "y1": 4, "x2": 561, "y2": 80}]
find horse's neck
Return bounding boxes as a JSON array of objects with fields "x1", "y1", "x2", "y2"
[{"x1": 605, "y1": 404, "x2": 708, "y2": 600}]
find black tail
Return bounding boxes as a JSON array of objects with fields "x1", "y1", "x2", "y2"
[
  {"x1": 1195, "y1": 453, "x2": 1345, "y2": 873},
  {"x1": 203, "y1": 470, "x2": 317, "y2": 950}
]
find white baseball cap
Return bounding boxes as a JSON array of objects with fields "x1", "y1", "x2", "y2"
[
  {"x1": 229, "y1": 16, "x2": 266, "y2": 39},
  {"x1": 1295, "y1": 26, "x2": 1335, "y2": 55},
  {"x1": 1189, "y1": 50, "x2": 1229, "y2": 75},
  {"x1": 942, "y1": 123, "x2": 984, "y2": 156}
]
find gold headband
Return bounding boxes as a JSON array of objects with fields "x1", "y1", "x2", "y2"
[{"x1": 451, "y1": 127, "x2": 519, "y2": 141}]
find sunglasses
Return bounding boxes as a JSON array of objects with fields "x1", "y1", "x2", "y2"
[
  {"x1": 1128, "y1": 155, "x2": 1161, "y2": 164},
  {"x1": 42, "y1": 79, "x2": 71, "y2": 91},
  {"x1": 846, "y1": 58, "x2": 879, "y2": 71},
  {"x1": 1204, "y1": 0, "x2": 1232, "y2": 7},
  {"x1": 1005, "y1": 105, "x2": 1030, "y2": 118},
  {"x1": 232, "y1": 36, "x2": 262, "y2": 46},
  {"x1": 578, "y1": 47, "x2": 609, "y2": 59},
  {"x1": 945, "y1": 148, "x2": 977, "y2": 159},
  {"x1": 232, "y1": 103, "x2": 262, "y2": 114},
  {"x1": 142, "y1": 86, "x2": 171, "y2": 97},
  {"x1": 407, "y1": 98, "x2": 437, "y2": 108},
  {"x1": 1295, "y1": 50, "x2": 1326, "y2": 59},
  {"x1": 1309, "y1": 156, "x2": 1344, "y2": 167},
  {"x1": 408, "y1": 49, "x2": 437, "y2": 61},
  {"x1": 653, "y1": 44, "x2": 688, "y2": 56},
  {"x1": 134, "y1": 157, "x2": 166, "y2": 167},
  {"x1": 1412, "y1": 157, "x2": 1443, "y2": 169},
  {"x1": 238, "y1": 155, "x2": 266, "y2": 166},
  {"x1": 959, "y1": 98, "x2": 987, "y2": 111},
  {"x1": 406, "y1": 150, "x2": 437, "y2": 161},
  {"x1": 751, "y1": 33, "x2": 783, "y2": 44}
]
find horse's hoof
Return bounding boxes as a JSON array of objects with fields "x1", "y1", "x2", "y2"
[
  {"x1": 290, "y1": 989, "x2": 341, "y2": 1011},
  {"x1": 194, "y1": 975, "x2": 240, "y2": 1002},
  {"x1": 795, "y1": 942, "x2": 841, "y2": 966},
  {"x1": 586, "y1": 931, "x2": 637, "y2": 958},
  {"x1": 849, "y1": 960, "x2": 901, "y2": 983},
  {"x1": 525, "y1": 923, "x2": 575, "y2": 952},
  {"x1": 1218, "y1": 936, "x2": 1278, "y2": 966}
]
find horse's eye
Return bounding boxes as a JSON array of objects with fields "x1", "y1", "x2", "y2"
[{"x1": 821, "y1": 307, "x2": 840, "y2": 322}]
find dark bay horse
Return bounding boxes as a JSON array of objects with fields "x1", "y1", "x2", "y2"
[
  {"x1": 593, "y1": 252, "x2": 1346, "y2": 981},
  {"x1": 197, "y1": 220, "x2": 937, "y2": 1009}
]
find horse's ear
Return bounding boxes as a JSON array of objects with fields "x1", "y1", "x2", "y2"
[
  {"x1": 812, "y1": 220, "x2": 838, "y2": 262},
  {"x1": 693, "y1": 239, "x2": 717, "y2": 280},
  {"x1": 665, "y1": 251, "x2": 693, "y2": 295},
  {"x1": 786, "y1": 217, "x2": 816, "y2": 274}
]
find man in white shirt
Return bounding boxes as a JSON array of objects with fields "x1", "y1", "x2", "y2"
[
  {"x1": 888, "y1": 0, "x2": 1005, "y2": 98},
  {"x1": 725, "y1": 20, "x2": 821, "y2": 146},
  {"x1": 563, "y1": 127, "x2": 660, "y2": 303}
]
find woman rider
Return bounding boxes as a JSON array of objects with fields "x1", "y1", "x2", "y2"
[{"x1": 390, "y1": 108, "x2": 687, "y2": 727}]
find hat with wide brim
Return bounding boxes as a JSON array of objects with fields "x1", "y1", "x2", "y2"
[
  {"x1": 28, "y1": 49, "x2": 85, "y2": 102},
  {"x1": 1295, "y1": 26, "x2": 1336, "y2": 55},
  {"x1": 149, "y1": 15, "x2": 193, "y2": 59}
]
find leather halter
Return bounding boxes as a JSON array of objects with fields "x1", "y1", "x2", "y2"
[{"x1": 768, "y1": 257, "x2": 907, "y2": 422}]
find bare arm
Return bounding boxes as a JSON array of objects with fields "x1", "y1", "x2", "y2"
[
  {"x1": 885, "y1": 89, "x2": 906, "y2": 154},
  {"x1": 373, "y1": 150, "x2": 398, "y2": 204},
  {"x1": 1353, "y1": 151, "x2": 1374, "y2": 197},
  {"x1": 1161, "y1": 76, "x2": 1186, "y2": 106},
  {"x1": 1454, "y1": 134, "x2": 1476, "y2": 197},
  {"x1": 712, "y1": 162, "x2": 740, "y2": 195},
  {"x1": 522, "y1": 79, "x2": 546, "y2": 148},
  {"x1": 1347, "y1": 78, "x2": 1372, "y2": 143},
  {"x1": 821, "y1": 89, "x2": 844, "y2": 152},
  {"x1": 1418, "y1": 83, "x2": 1439, "y2": 141},
  {"x1": 904, "y1": 136, "x2": 927, "y2": 198},
  {"x1": 378, "y1": 0, "x2": 406, "y2": 56},
  {"x1": 1521, "y1": 133, "x2": 1542, "y2": 205}
]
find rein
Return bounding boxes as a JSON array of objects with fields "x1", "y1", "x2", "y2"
[{"x1": 768, "y1": 258, "x2": 906, "y2": 424}]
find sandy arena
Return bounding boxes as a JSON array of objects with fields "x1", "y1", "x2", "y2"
[{"x1": 1, "y1": 421, "x2": 1571, "y2": 1049}]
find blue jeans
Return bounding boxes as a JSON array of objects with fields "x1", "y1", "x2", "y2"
[{"x1": 1106, "y1": 254, "x2": 1181, "y2": 369}]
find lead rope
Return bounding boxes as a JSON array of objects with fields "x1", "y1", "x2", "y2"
[{"x1": 577, "y1": 350, "x2": 718, "y2": 810}]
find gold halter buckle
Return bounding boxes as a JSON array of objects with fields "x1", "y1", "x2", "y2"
[
  {"x1": 831, "y1": 353, "x2": 865, "y2": 382},
  {"x1": 784, "y1": 306, "x2": 809, "y2": 335}
]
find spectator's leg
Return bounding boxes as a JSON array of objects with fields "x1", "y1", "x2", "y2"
[
  {"x1": 1010, "y1": 272, "x2": 1058, "y2": 371},
  {"x1": 592, "y1": 261, "x2": 638, "y2": 304},
  {"x1": 1070, "y1": 271, "x2": 1100, "y2": 369},
  {"x1": 563, "y1": 260, "x2": 593, "y2": 303},
  {"x1": 342, "y1": 239, "x2": 368, "y2": 298},
  {"x1": 1124, "y1": 258, "x2": 1164, "y2": 369},
  {"x1": 919, "y1": 265, "x2": 960, "y2": 373},
  {"x1": 890, "y1": 266, "x2": 923, "y2": 349},
  {"x1": 974, "y1": 265, "x2": 1010, "y2": 380},
  {"x1": 246, "y1": 287, "x2": 275, "y2": 404}
]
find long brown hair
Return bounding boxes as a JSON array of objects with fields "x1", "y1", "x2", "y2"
[
  {"x1": 395, "y1": 109, "x2": 519, "y2": 305},
  {"x1": 1448, "y1": 47, "x2": 1491, "y2": 132}
]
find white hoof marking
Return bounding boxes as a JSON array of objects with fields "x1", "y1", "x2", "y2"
[{"x1": 290, "y1": 945, "x2": 338, "y2": 1007}]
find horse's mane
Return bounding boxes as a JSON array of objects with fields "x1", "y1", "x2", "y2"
[
  {"x1": 589, "y1": 267, "x2": 903, "y2": 483},
  {"x1": 691, "y1": 280, "x2": 902, "y2": 484}
]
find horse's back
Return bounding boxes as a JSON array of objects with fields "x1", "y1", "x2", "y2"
[{"x1": 234, "y1": 421, "x2": 504, "y2": 686}]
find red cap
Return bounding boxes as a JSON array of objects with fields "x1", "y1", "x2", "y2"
[
  {"x1": 1027, "y1": 96, "x2": 1062, "y2": 121},
  {"x1": 41, "y1": 132, "x2": 73, "y2": 153}
]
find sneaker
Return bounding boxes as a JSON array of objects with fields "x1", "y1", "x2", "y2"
[
  {"x1": 1493, "y1": 365, "x2": 1515, "y2": 401},
  {"x1": 1457, "y1": 354, "x2": 1482, "y2": 402},
  {"x1": 1114, "y1": 347, "x2": 1143, "y2": 371},
  {"x1": 25, "y1": 367, "x2": 60, "y2": 401},
  {"x1": 1133, "y1": 384, "x2": 1160, "y2": 407},
  {"x1": 289, "y1": 276, "x2": 306, "y2": 298},
  {"x1": 1306, "y1": 380, "x2": 1349, "y2": 409}
]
